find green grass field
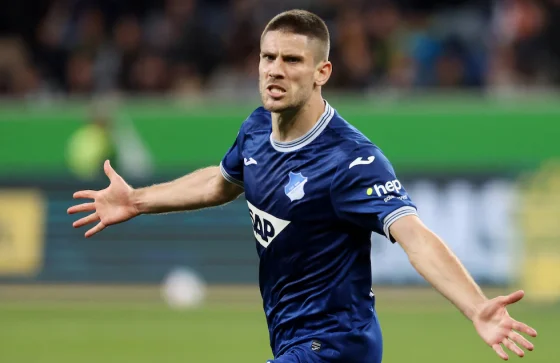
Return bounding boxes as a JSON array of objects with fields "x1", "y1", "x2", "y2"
[{"x1": 0, "y1": 285, "x2": 556, "y2": 363}]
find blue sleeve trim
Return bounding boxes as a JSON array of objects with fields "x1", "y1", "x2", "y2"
[
  {"x1": 219, "y1": 162, "x2": 244, "y2": 188},
  {"x1": 383, "y1": 206, "x2": 417, "y2": 241}
]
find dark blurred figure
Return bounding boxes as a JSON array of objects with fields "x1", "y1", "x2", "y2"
[
  {"x1": 2, "y1": 0, "x2": 560, "y2": 95},
  {"x1": 113, "y1": 15, "x2": 143, "y2": 91},
  {"x1": 0, "y1": 38, "x2": 40, "y2": 96},
  {"x1": 65, "y1": 51, "x2": 94, "y2": 93},
  {"x1": 490, "y1": 0, "x2": 560, "y2": 88},
  {"x1": 331, "y1": 8, "x2": 374, "y2": 90}
]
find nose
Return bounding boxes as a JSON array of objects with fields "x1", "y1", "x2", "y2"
[{"x1": 267, "y1": 59, "x2": 285, "y2": 79}]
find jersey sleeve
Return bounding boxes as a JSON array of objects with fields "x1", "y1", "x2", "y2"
[
  {"x1": 219, "y1": 127, "x2": 245, "y2": 189},
  {"x1": 330, "y1": 145, "x2": 417, "y2": 242}
]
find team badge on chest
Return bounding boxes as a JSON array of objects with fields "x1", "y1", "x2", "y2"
[{"x1": 284, "y1": 171, "x2": 308, "y2": 202}]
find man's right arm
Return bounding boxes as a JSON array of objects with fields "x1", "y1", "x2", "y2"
[
  {"x1": 132, "y1": 166, "x2": 244, "y2": 215},
  {"x1": 70, "y1": 118, "x2": 247, "y2": 238}
]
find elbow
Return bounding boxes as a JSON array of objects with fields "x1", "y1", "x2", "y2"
[
  {"x1": 402, "y1": 241, "x2": 423, "y2": 268},
  {"x1": 394, "y1": 221, "x2": 442, "y2": 263},
  {"x1": 205, "y1": 167, "x2": 243, "y2": 206},
  {"x1": 404, "y1": 231, "x2": 450, "y2": 270},
  {"x1": 209, "y1": 189, "x2": 241, "y2": 206}
]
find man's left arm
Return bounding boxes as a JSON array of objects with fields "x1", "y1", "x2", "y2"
[
  {"x1": 390, "y1": 214, "x2": 487, "y2": 319},
  {"x1": 390, "y1": 215, "x2": 538, "y2": 360}
]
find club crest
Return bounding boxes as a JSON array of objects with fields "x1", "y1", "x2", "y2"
[{"x1": 284, "y1": 171, "x2": 308, "y2": 202}]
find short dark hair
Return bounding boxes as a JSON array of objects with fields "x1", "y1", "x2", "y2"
[{"x1": 261, "y1": 10, "x2": 330, "y2": 61}]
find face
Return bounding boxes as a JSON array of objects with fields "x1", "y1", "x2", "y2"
[{"x1": 259, "y1": 31, "x2": 329, "y2": 113}]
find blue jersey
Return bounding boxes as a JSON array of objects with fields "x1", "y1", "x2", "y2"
[{"x1": 220, "y1": 101, "x2": 417, "y2": 362}]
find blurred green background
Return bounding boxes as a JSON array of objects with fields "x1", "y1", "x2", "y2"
[{"x1": 0, "y1": 286, "x2": 556, "y2": 363}]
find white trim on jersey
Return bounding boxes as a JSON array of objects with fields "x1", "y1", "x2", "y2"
[
  {"x1": 219, "y1": 161, "x2": 244, "y2": 188},
  {"x1": 269, "y1": 101, "x2": 335, "y2": 153},
  {"x1": 382, "y1": 206, "x2": 418, "y2": 241}
]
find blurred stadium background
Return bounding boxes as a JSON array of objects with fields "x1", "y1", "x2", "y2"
[{"x1": 0, "y1": 0, "x2": 559, "y2": 362}]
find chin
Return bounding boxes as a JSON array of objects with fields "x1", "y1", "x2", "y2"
[
  {"x1": 262, "y1": 98, "x2": 290, "y2": 113},
  {"x1": 264, "y1": 104, "x2": 287, "y2": 113}
]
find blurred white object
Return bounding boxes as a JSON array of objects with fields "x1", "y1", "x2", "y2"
[
  {"x1": 162, "y1": 267, "x2": 206, "y2": 309},
  {"x1": 112, "y1": 113, "x2": 154, "y2": 180}
]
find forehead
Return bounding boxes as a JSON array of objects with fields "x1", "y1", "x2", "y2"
[{"x1": 261, "y1": 31, "x2": 313, "y2": 57}]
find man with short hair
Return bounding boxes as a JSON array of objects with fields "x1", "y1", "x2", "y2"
[{"x1": 69, "y1": 9, "x2": 537, "y2": 363}]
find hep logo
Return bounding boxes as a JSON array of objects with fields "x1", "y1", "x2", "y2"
[{"x1": 373, "y1": 179, "x2": 402, "y2": 197}]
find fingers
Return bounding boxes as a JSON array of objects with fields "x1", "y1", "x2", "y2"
[
  {"x1": 67, "y1": 202, "x2": 95, "y2": 215},
  {"x1": 104, "y1": 160, "x2": 118, "y2": 181},
  {"x1": 73, "y1": 212, "x2": 99, "y2": 228},
  {"x1": 502, "y1": 337, "x2": 525, "y2": 358},
  {"x1": 501, "y1": 290, "x2": 525, "y2": 305},
  {"x1": 492, "y1": 343, "x2": 509, "y2": 360},
  {"x1": 509, "y1": 330, "x2": 534, "y2": 351},
  {"x1": 512, "y1": 319, "x2": 538, "y2": 337},
  {"x1": 74, "y1": 160, "x2": 117, "y2": 200},
  {"x1": 72, "y1": 212, "x2": 107, "y2": 238},
  {"x1": 73, "y1": 190, "x2": 97, "y2": 199},
  {"x1": 85, "y1": 221, "x2": 106, "y2": 238}
]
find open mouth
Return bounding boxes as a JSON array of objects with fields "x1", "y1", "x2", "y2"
[{"x1": 267, "y1": 85, "x2": 286, "y2": 98}]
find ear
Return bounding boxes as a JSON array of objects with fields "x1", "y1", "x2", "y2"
[{"x1": 315, "y1": 60, "x2": 332, "y2": 87}]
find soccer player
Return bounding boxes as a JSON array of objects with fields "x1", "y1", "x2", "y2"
[{"x1": 68, "y1": 9, "x2": 537, "y2": 363}]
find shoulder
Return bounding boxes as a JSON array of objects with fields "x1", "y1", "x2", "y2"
[
  {"x1": 322, "y1": 109, "x2": 389, "y2": 168},
  {"x1": 326, "y1": 111, "x2": 372, "y2": 147},
  {"x1": 239, "y1": 107, "x2": 271, "y2": 135},
  {"x1": 321, "y1": 110, "x2": 396, "y2": 178},
  {"x1": 334, "y1": 143, "x2": 395, "y2": 178}
]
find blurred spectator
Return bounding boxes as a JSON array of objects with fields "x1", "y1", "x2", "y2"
[
  {"x1": 490, "y1": 0, "x2": 560, "y2": 88},
  {"x1": 0, "y1": 0, "x2": 559, "y2": 97},
  {"x1": 66, "y1": 104, "x2": 117, "y2": 180},
  {"x1": 0, "y1": 37, "x2": 40, "y2": 96},
  {"x1": 66, "y1": 98, "x2": 154, "y2": 180}
]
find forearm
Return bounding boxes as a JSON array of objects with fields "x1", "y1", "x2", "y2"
[
  {"x1": 132, "y1": 166, "x2": 238, "y2": 214},
  {"x1": 402, "y1": 226, "x2": 488, "y2": 320}
]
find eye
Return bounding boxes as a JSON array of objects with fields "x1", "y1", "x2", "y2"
[
  {"x1": 262, "y1": 54, "x2": 274, "y2": 61},
  {"x1": 285, "y1": 57, "x2": 300, "y2": 63}
]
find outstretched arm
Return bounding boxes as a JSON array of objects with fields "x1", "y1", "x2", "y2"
[
  {"x1": 390, "y1": 215, "x2": 537, "y2": 360},
  {"x1": 132, "y1": 165, "x2": 243, "y2": 214},
  {"x1": 68, "y1": 160, "x2": 243, "y2": 238}
]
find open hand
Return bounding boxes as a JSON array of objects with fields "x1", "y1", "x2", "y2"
[
  {"x1": 473, "y1": 290, "x2": 537, "y2": 360},
  {"x1": 68, "y1": 160, "x2": 139, "y2": 237}
]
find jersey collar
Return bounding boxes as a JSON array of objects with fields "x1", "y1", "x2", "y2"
[{"x1": 269, "y1": 101, "x2": 334, "y2": 153}]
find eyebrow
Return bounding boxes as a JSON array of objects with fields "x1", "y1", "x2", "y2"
[{"x1": 261, "y1": 51, "x2": 305, "y2": 60}]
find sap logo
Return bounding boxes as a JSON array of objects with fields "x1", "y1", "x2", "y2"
[
  {"x1": 373, "y1": 179, "x2": 402, "y2": 197},
  {"x1": 247, "y1": 201, "x2": 290, "y2": 248}
]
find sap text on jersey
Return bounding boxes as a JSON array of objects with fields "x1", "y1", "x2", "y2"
[
  {"x1": 247, "y1": 201, "x2": 290, "y2": 248},
  {"x1": 249, "y1": 208, "x2": 275, "y2": 243}
]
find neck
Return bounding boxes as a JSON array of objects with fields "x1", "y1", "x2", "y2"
[{"x1": 271, "y1": 94, "x2": 325, "y2": 143}]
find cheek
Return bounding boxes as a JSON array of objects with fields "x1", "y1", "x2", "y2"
[
  {"x1": 298, "y1": 74, "x2": 315, "y2": 93},
  {"x1": 258, "y1": 63, "x2": 267, "y2": 78}
]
